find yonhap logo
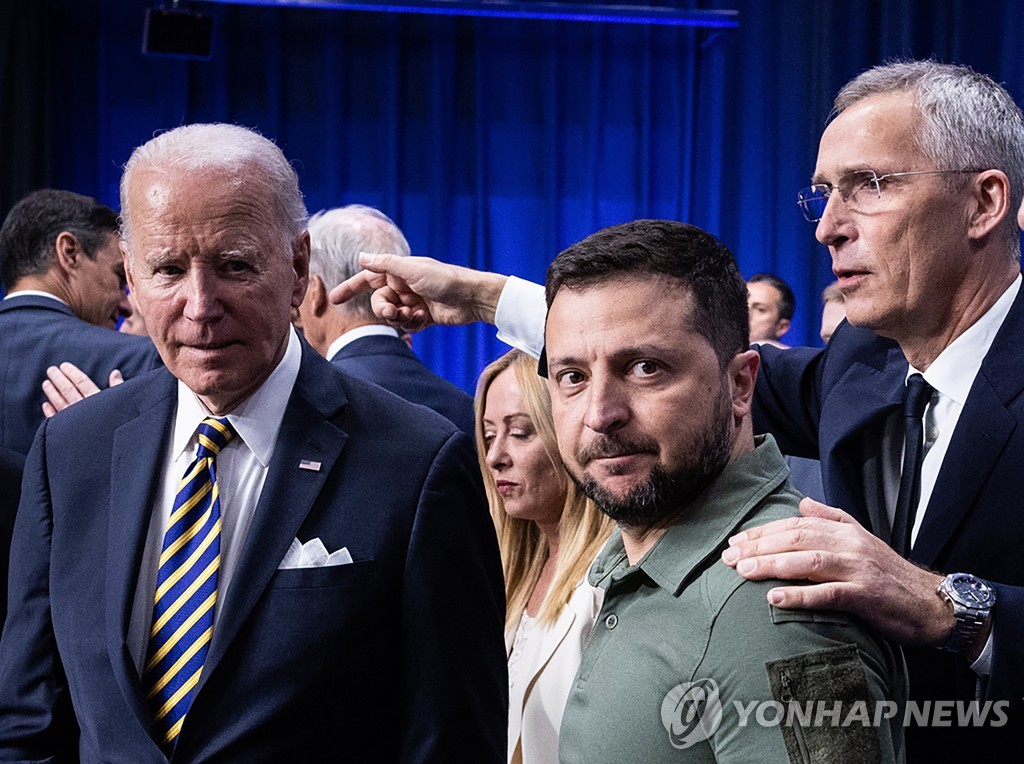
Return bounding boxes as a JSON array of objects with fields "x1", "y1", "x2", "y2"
[{"x1": 661, "y1": 678, "x2": 724, "y2": 748}]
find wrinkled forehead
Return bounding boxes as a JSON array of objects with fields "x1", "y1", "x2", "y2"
[
  {"x1": 125, "y1": 163, "x2": 278, "y2": 236},
  {"x1": 544, "y1": 277, "x2": 702, "y2": 360},
  {"x1": 815, "y1": 92, "x2": 925, "y2": 180}
]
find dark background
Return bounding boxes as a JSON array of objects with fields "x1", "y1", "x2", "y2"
[{"x1": 4, "y1": 0, "x2": 1023, "y2": 392}]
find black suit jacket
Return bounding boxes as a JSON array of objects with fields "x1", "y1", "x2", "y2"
[
  {"x1": 330, "y1": 334, "x2": 475, "y2": 433},
  {"x1": 0, "y1": 446, "x2": 24, "y2": 633},
  {"x1": 0, "y1": 295, "x2": 162, "y2": 454},
  {"x1": 754, "y1": 288, "x2": 1024, "y2": 755},
  {"x1": 0, "y1": 341, "x2": 506, "y2": 762}
]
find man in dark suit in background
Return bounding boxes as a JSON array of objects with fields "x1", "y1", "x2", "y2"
[
  {"x1": 0, "y1": 189, "x2": 161, "y2": 454},
  {"x1": 294, "y1": 204, "x2": 474, "y2": 433},
  {"x1": 0, "y1": 123, "x2": 506, "y2": 762}
]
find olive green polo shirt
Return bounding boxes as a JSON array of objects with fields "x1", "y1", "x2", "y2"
[{"x1": 559, "y1": 435, "x2": 907, "y2": 763}]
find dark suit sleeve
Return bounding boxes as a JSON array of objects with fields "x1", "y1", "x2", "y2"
[
  {"x1": 753, "y1": 342, "x2": 827, "y2": 460},
  {"x1": 986, "y1": 582, "x2": 1024, "y2": 708},
  {"x1": 0, "y1": 426, "x2": 78, "y2": 761},
  {"x1": 398, "y1": 430, "x2": 507, "y2": 762},
  {"x1": 0, "y1": 448, "x2": 25, "y2": 632}
]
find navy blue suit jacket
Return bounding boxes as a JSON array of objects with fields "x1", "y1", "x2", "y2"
[
  {"x1": 0, "y1": 295, "x2": 162, "y2": 454},
  {"x1": 0, "y1": 446, "x2": 23, "y2": 634},
  {"x1": 0, "y1": 341, "x2": 506, "y2": 762},
  {"x1": 754, "y1": 289, "x2": 1024, "y2": 752},
  {"x1": 330, "y1": 334, "x2": 475, "y2": 433}
]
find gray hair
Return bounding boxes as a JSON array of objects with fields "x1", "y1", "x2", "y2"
[
  {"x1": 834, "y1": 61, "x2": 1024, "y2": 257},
  {"x1": 307, "y1": 204, "x2": 411, "y2": 319},
  {"x1": 119, "y1": 123, "x2": 308, "y2": 257}
]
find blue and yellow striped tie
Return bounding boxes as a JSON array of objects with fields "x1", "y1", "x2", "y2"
[{"x1": 143, "y1": 416, "x2": 235, "y2": 751}]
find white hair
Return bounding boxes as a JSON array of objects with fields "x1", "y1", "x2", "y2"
[
  {"x1": 307, "y1": 204, "x2": 410, "y2": 319},
  {"x1": 834, "y1": 61, "x2": 1024, "y2": 258},
  {"x1": 119, "y1": 123, "x2": 308, "y2": 256}
]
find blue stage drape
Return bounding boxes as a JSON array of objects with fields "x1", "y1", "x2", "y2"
[{"x1": 4, "y1": 0, "x2": 1024, "y2": 392}]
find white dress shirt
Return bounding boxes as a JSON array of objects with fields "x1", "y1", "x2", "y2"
[
  {"x1": 127, "y1": 329, "x2": 302, "y2": 673},
  {"x1": 495, "y1": 276, "x2": 546, "y2": 359}
]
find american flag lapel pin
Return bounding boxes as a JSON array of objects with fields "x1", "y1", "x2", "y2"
[{"x1": 299, "y1": 459, "x2": 322, "y2": 472}]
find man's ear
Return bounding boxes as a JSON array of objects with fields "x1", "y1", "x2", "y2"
[
  {"x1": 121, "y1": 240, "x2": 135, "y2": 294},
  {"x1": 728, "y1": 349, "x2": 760, "y2": 422},
  {"x1": 967, "y1": 169, "x2": 1011, "y2": 241},
  {"x1": 290, "y1": 230, "x2": 311, "y2": 309},
  {"x1": 55, "y1": 231, "x2": 84, "y2": 273},
  {"x1": 774, "y1": 318, "x2": 791, "y2": 339},
  {"x1": 307, "y1": 274, "x2": 329, "y2": 317}
]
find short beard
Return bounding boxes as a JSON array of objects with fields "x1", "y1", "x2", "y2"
[{"x1": 571, "y1": 392, "x2": 734, "y2": 530}]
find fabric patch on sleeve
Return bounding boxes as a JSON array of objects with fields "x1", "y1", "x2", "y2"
[{"x1": 765, "y1": 643, "x2": 882, "y2": 764}]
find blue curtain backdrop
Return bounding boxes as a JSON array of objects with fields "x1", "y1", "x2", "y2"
[{"x1": 4, "y1": 0, "x2": 1024, "y2": 392}]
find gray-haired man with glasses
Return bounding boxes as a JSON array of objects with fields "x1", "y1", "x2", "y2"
[
  {"x1": 327, "y1": 59, "x2": 1024, "y2": 758},
  {"x1": 729, "y1": 61, "x2": 1024, "y2": 757}
]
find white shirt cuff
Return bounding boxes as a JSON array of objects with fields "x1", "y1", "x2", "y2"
[
  {"x1": 970, "y1": 615, "x2": 994, "y2": 677},
  {"x1": 494, "y1": 276, "x2": 546, "y2": 359}
]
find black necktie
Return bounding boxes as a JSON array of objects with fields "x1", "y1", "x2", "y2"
[{"x1": 891, "y1": 374, "x2": 933, "y2": 557}]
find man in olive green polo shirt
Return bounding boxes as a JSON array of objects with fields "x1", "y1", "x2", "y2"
[{"x1": 541, "y1": 219, "x2": 905, "y2": 762}]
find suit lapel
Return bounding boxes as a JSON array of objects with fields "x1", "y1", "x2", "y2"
[
  {"x1": 822, "y1": 342, "x2": 906, "y2": 531},
  {"x1": 105, "y1": 371, "x2": 178, "y2": 735},
  {"x1": 522, "y1": 600, "x2": 577, "y2": 699},
  {"x1": 197, "y1": 347, "x2": 350, "y2": 685},
  {"x1": 913, "y1": 376, "x2": 1015, "y2": 565}
]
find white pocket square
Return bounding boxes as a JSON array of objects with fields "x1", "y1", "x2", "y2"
[{"x1": 278, "y1": 537, "x2": 354, "y2": 570}]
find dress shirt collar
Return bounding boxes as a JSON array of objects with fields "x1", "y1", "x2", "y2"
[
  {"x1": 909, "y1": 275, "x2": 1021, "y2": 404},
  {"x1": 173, "y1": 327, "x2": 302, "y2": 467},
  {"x1": 3, "y1": 289, "x2": 69, "y2": 306},
  {"x1": 325, "y1": 323, "x2": 400, "y2": 361}
]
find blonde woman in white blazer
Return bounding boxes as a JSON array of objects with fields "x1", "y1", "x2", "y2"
[{"x1": 477, "y1": 350, "x2": 614, "y2": 764}]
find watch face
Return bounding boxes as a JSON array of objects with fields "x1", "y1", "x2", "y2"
[{"x1": 948, "y1": 573, "x2": 996, "y2": 608}]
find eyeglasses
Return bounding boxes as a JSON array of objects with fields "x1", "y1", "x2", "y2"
[{"x1": 796, "y1": 169, "x2": 982, "y2": 222}]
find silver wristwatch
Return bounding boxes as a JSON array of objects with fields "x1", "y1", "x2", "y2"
[{"x1": 936, "y1": 573, "x2": 996, "y2": 656}]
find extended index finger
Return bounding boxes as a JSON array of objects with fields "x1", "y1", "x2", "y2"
[{"x1": 330, "y1": 269, "x2": 386, "y2": 305}]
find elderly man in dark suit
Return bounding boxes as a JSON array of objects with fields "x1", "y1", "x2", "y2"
[
  {"x1": 293, "y1": 204, "x2": 474, "y2": 433},
  {"x1": 0, "y1": 189, "x2": 161, "y2": 454},
  {"x1": 0, "y1": 123, "x2": 506, "y2": 762}
]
